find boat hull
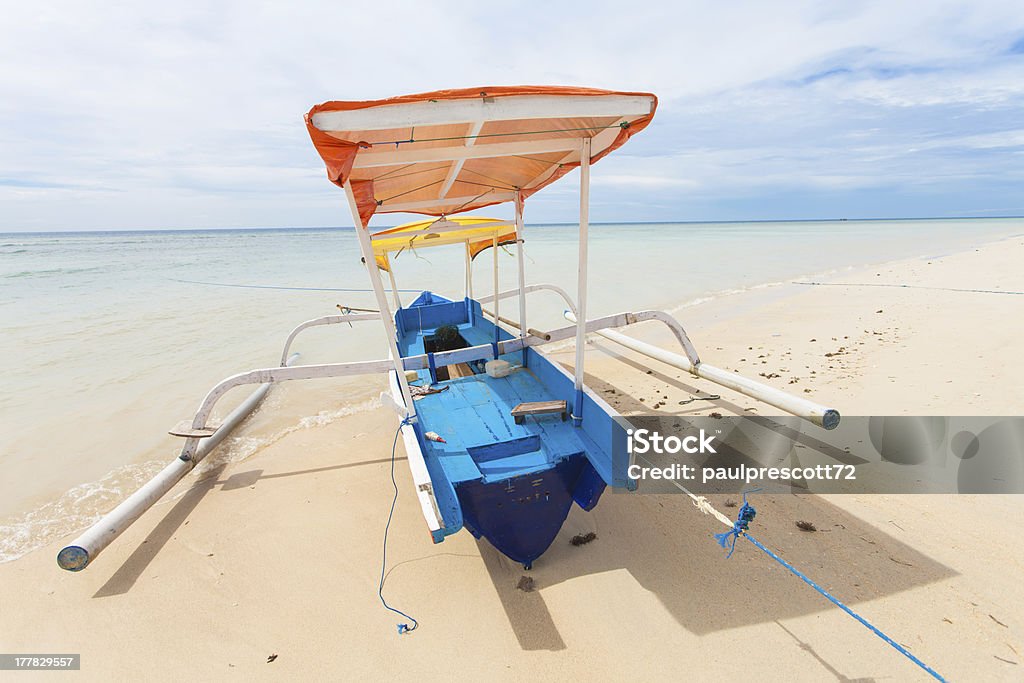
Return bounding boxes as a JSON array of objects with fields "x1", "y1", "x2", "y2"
[
  {"x1": 394, "y1": 291, "x2": 625, "y2": 566},
  {"x1": 456, "y1": 454, "x2": 606, "y2": 567}
]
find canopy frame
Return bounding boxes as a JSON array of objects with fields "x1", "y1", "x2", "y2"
[
  {"x1": 514, "y1": 191, "x2": 527, "y2": 367},
  {"x1": 344, "y1": 180, "x2": 417, "y2": 419},
  {"x1": 305, "y1": 86, "x2": 657, "y2": 222},
  {"x1": 573, "y1": 138, "x2": 591, "y2": 424},
  {"x1": 307, "y1": 86, "x2": 659, "y2": 427}
]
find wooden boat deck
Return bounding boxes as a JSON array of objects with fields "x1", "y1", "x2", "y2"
[
  {"x1": 414, "y1": 368, "x2": 589, "y2": 484},
  {"x1": 399, "y1": 319, "x2": 589, "y2": 486}
]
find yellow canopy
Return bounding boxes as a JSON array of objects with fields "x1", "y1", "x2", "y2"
[{"x1": 370, "y1": 216, "x2": 517, "y2": 272}]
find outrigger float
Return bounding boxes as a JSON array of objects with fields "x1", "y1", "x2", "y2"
[{"x1": 58, "y1": 86, "x2": 839, "y2": 573}]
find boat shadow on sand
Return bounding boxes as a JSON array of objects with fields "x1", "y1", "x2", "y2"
[
  {"x1": 90, "y1": 457, "x2": 404, "y2": 598},
  {"x1": 92, "y1": 464, "x2": 229, "y2": 599},
  {"x1": 473, "y1": 355, "x2": 957, "y2": 656},
  {"x1": 478, "y1": 488, "x2": 955, "y2": 651}
]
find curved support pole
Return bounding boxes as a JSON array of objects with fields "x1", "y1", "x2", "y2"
[
  {"x1": 57, "y1": 352, "x2": 301, "y2": 572},
  {"x1": 179, "y1": 358, "x2": 395, "y2": 462},
  {"x1": 629, "y1": 310, "x2": 701, "y2": 366},
  {"x1": 476, "y1": 282, "x2": 578, "y2": 318},
  {"x1": 279, "y1": 313, "x2": 380, "y2": 366},
  {"x1": 564, "y1": 310, "x2": 840, "y2": 430}
]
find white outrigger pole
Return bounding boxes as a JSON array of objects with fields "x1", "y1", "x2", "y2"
[
  {"x1": 56, "y1": 352, "x2": 298, "y2": 571},
  {"x1": 563, "y1": 311, "x2": 840, "y2": 429}
]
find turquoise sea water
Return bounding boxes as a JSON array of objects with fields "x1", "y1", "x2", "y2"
[{"x1": 1, "y1": 217, "x2": 1021, "y2": 561}]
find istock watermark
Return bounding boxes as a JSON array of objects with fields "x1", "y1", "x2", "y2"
[
  {"x1": 628, "y1": 462, "x2": 857, "y2": 484},
  {"x1": 610, "y1": 415, "x2": 1024, "y2": 494},
  {"x1": 626, "y1": 428, "x2": 717, "y2": 455}
]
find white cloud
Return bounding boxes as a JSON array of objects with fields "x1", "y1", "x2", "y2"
[
  {"x1": 1, "y1": 0, "x2": 1023, "y2": 229},
  {"x1": 591, "y1": 174, "x2": 699, "y2": 189}
]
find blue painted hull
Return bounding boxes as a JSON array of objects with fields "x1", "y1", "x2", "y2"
[
  {"x1": 395, "y1": 291, "x2": 625, "y2": 566},
  {"x1": 457, "y1": 455, "x2": 605, "y2": 566}
]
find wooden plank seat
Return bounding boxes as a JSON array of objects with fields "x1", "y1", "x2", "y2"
[
  {"x1": 510, "y1": 399, "x2": 567, "y2": 425},
  {"x1": 446, "y1": 362, "x2": 476, "y2": 379}
]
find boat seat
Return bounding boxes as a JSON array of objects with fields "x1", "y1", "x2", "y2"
[
  {"x1": 447, "y1": 362, "x2": 476, "y2": 379},
  {"x1": 510, "y1": 400, "x2": 567, "y2": 425},
  {"x1": 467, "y1": 435, "x2": 542, "y2": 464}
]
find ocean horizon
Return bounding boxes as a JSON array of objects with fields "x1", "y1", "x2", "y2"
[{"x1": 4, "y1": 213, "x2": 1024, "y2": 236}]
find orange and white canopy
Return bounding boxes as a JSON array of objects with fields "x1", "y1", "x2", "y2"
[{"x1": 305, "y1": 86, "x2": 657, "y2": 225}]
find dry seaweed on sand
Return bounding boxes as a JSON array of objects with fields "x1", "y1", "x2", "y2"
[
  {"x1": 516, "y1": 576, "x2": 535, "y2": 592},
  {"x1": 570, "y1": 532, "x2": 597, "y2": 546},
  {"x1": 796, "y1": 520, "x2": 817, "y2": 532}
]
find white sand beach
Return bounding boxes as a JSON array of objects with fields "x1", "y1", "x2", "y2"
[{"x1": 1, "y1": 235, "x2": 1022, "y2": 681}]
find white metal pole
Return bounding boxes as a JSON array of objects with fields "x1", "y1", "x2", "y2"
[
  {"x1": 384, "y1": 255, "x2": 402, "y2": 309},
  {"x1": 343, "y1": 182, "x2": 416, "y2": 417},
  {"x1": 514, "y1": 191, "x2": 528, "y2": 366},
  {"x1": 492, "y1": 234, "x2": 500, "y2": 347},
  {"x1": 573, "y1": 138, "x2": 591, "y2": 425},
  {"x1": 57, "y1": 353, "x2": 301, "y2": 571},
  {"x1": 563, "y1": 311, "x2": 840, "y2": 430},
  {"x1": 465, "y1": 239, "x2": 473, "y2": 299}
]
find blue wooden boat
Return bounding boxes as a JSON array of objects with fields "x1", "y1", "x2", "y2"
[
  {"x1": 59, "y1": 86, "x2": 838, "y2": 574},
  {"x1": 392, "y1": 287, "x2": 619, "y2": 567},
  {"x1": 363, "y1": 206, "x2": 639, "y2": 569}
]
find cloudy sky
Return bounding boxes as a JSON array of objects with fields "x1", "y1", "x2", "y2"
[{"x1": 2, "y1": 1, "x2": 1023, "y2": 231}]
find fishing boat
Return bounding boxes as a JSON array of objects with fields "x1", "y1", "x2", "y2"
[{"x1": 58, "y1": 86, "x2": 839, "y2": 573}]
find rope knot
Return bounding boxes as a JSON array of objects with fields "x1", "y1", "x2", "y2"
[{"x1": 714, "y1": 489, "x2": 760, "y2": 558}]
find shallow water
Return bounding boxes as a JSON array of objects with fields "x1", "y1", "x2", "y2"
[{"x1": 1, "y1": 217, "x2": 1020, "y2": 561}]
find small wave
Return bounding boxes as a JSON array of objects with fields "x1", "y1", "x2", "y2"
[
  {"x1": 659, "y1": 281, "x2": 787, "y2": 317},
  {"x1": 665, "y1": 269, "x2": 856, "y2": 316},
  {"x1": 0, "y1": 396, "x2": 384, "y2": 564},
  {"x1": 194, "y1": 396, "x2": 382, "y2": 475},
  {"x1": 539, "y1": 337, "x2": 577, "y2": 354},
  {"x1": 4, "y1": 266, "x2": 104, "y2": 279},
  {"x1": 0, "y1": 460, "x2": 165, "y2": 564}
]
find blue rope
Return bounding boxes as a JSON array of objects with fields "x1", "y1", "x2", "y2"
[
  {"x1": 379, "y1": 416, "x2": 418, "y2": 635},
  {"x1": 718, "y1": 492, "x2": 945, "y2": 682},
  {"x1": 714, "y1": 488, "x2": 760, "y2": 558}
]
